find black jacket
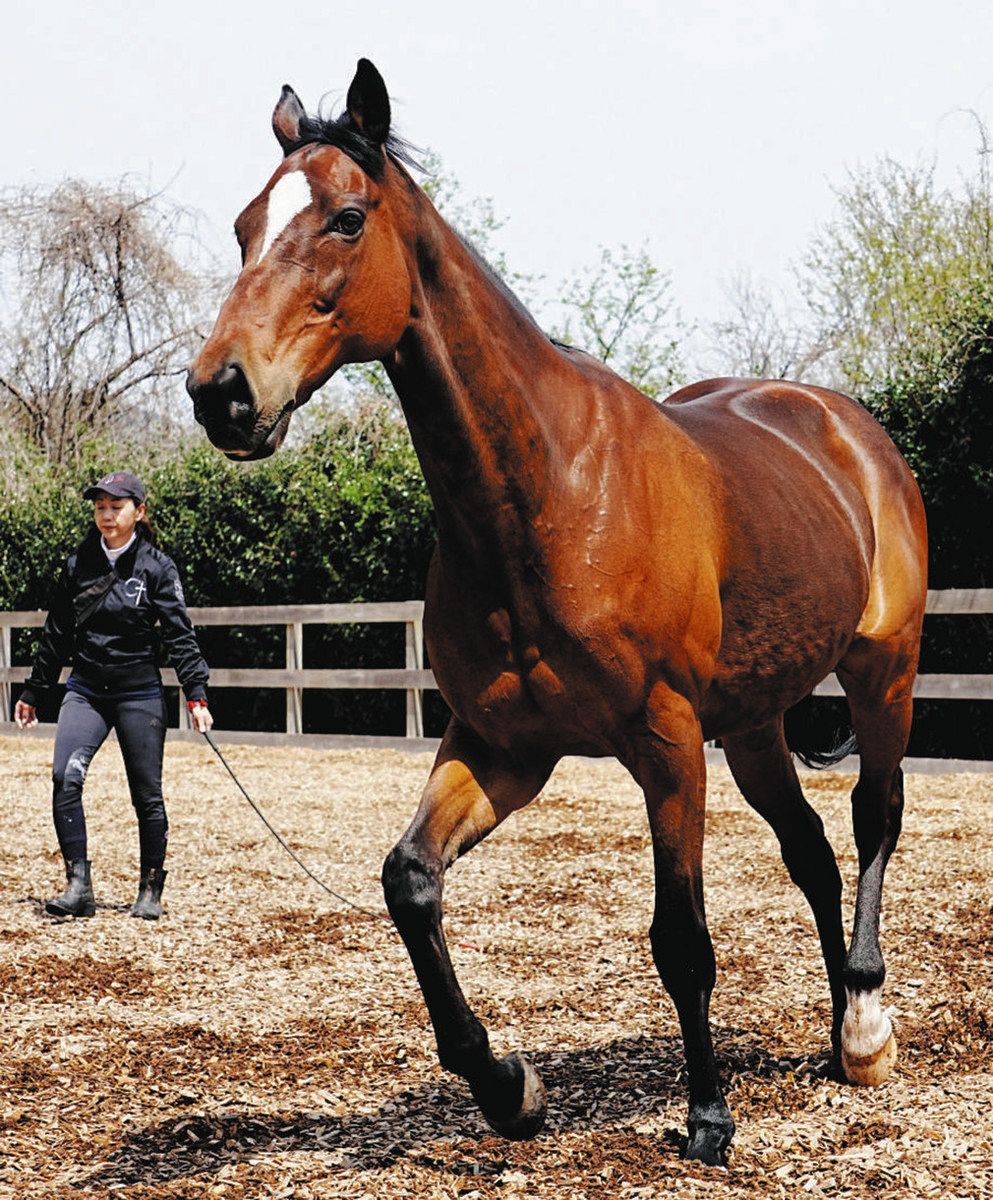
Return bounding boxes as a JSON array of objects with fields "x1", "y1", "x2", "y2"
[{"x1": 21, "y1": 526, "x2": 209, "y2": 706}]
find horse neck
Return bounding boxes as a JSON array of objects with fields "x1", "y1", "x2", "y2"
[{"x1": 384, "y1": 196, "x2": 585, "y2": 551}]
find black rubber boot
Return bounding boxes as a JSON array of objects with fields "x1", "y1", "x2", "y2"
[
  {"x1": 45, "y1": 859, "x2": 96, "y2": 918},
  {"x1": 130, "y1": 866, "x2": 167, "y2": 920}
]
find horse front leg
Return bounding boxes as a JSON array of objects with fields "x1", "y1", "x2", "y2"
[
  {"x1": 630, "y1": 697, "x2": 734, "y2": 1166},
  {"x1": 382, "y1": 718, "x2": 554, "y2": 1138}
]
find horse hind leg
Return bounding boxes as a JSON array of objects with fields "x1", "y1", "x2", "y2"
[
  {"x1": 721, "y1": 719, "x2": 848, "y2": 1063},
  {"x1": 382, "y1": 718, "x2": 554, "y2": 1138},
  {"x1": 835, "y1": 632, "x2": 918, "y2": 1087}
]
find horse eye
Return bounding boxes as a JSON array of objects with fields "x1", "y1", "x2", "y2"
[{"x1": 332, "y1": 209, "x2": 365, "y2": 237}]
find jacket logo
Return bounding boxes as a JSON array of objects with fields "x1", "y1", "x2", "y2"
[{"x1": 123, "y1": 576, "x2": 148, "y2": 605}]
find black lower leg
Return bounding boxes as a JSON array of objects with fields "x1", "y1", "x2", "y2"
[
  {"x1": 775, "y1": 814, "x2": 848, "y2": 1056},
  {"x1": 845, "y1": 770, "x2": 903, "y2": 992},
  {"x1": 383, "y1": 842, "x2": 540, "y2": 1134},
  {"x1": 723, "y1": 728, "x2": 848, "y2": 1058},
  {"x1": 651, "y1": 898, "x2": 735, "y2": 1165}
]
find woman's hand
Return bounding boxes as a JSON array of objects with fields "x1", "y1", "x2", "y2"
[
  {"x1": 191, "y1": 704, "x2": 214, "y2": 735},
  {"x1": 15, "y1": 700, "x2": 38, "y2": 730}
]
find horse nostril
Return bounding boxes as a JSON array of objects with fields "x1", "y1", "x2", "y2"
[
  {"x1": 188, "y1": 362, "x2": 255, "y2": 435},
  {"x1": 212, "y1": 363, "x2": 254, "y2": 423},
  {"x1": 214, "y1": 364, "x2": 240, "y2": 390}
]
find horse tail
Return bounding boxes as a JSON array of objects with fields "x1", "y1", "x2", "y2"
[{"x1": 783, "y1": 693, "x2": 858, "y2": 769}]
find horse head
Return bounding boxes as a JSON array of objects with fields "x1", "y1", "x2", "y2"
[{"x1": 187, "y1": 59, "x2": 414, "y2": 460}]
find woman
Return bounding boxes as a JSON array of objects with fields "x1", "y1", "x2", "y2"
[{"x1": 15, "y1": 470, "x2": 213, "y2": 920}]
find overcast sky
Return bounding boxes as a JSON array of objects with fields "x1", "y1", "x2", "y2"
[{"x1": 9, "y1": 0, "x2": 993, "y2": 366}]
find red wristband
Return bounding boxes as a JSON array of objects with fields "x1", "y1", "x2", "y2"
[{"x1": 187, "y1": 700, "x2": 207, "y2": 710}]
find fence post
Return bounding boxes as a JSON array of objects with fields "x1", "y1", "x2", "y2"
[
  {"x1": 286, "y1": 621, "x2": 303, "y2": 734},
  {"x1": 405, "y1": 617, "x2": 424, "y2": 739},
  {"x1": 0, "y1": 622, "x2": 10, "y2": 721}
]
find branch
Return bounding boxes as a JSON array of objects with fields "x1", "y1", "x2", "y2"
[
  {"x1": 106, "y1": 363, "x2": 189, "y2": 402},
  {"x1": 100, "y1": 329, "x2": 192, "y2": 390},
  {"x1": 0, "y1": 372, "x2": 30, "y2": 407}
]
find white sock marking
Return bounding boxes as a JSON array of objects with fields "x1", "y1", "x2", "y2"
[
  {"x1": 257, "y1": 171, "x2": 313, "y2": 263},
  {"x1": 842, "y1": 986, "x2": 892, "y2": 1058}
]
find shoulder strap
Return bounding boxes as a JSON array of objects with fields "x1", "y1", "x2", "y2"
[{"x1": 73, "y1": 570, "x2": 118, "y2": 627}]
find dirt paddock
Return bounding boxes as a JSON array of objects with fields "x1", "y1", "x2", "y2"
[{"x1": 1, "y1": 735, "x2": 991, "y2": 1199}]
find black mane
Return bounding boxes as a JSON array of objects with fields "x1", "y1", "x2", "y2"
[
  {"x1": 287, "y1": 108, "x2": 419, "y2": 181},
  {"x1": 288, "y1": 103, "x2": 546, "y2": 338}
]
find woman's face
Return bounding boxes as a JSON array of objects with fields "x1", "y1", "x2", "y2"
[{"x1": 92, "y1": 492, "x2": 146, "y2": 549}]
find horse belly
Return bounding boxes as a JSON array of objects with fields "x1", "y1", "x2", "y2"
[{"x1": 701, "y1": 549, "x2": 869, "y2": 736}]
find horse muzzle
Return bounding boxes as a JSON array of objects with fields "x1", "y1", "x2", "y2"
[{"x1": 186, "y1": 363, "x2": 293, "y2": 461}]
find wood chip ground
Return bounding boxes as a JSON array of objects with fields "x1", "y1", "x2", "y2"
[{"x1": 1, "y1": 735, "x2": 991, "y2": 1198}]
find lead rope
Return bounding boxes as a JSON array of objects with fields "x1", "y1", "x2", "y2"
[{"x1": 202, "y1": 730, "x2": 390, "y2": 924}]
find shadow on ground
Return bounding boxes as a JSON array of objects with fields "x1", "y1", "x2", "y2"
[{"x1": 77, "y1": 1032, "x2": 825, "y2": 1190}]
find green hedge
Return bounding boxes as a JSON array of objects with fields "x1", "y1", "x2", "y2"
[{"x1": 0, "y1": 407, "x2": 443, "y2": 734}]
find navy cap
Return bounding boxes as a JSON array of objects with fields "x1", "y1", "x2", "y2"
[{"x1": 83, "y1": 471, "x2": 146, "y2": 504}]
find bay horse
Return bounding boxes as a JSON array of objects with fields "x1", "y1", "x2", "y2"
[{"x1": 186, "y1": 59, "x2": 927, "y2": 1165}]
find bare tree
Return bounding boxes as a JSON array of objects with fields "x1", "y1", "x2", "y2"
[
  {"x1": 709, "y1": 271, "x2": 825, "y2": 381},
  {"x1": 0, "y1": 180, "x2": 211, "y2": 465}
]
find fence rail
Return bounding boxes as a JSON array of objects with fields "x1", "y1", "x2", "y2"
[{"x1": 1, "y1": 590, "x2": 991, "y2": 757}]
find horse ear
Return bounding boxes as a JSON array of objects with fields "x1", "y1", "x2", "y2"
[
  {"x1": 272, "y1": 85, "x2": 306, "y2": 154},
  {"x1": 346, "y1": 58, "x2": 391, "y2": 144}
]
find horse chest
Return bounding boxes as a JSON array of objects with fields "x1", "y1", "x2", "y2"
[{"x1": 425, "y1": 599, "x2": 621, "y2": 750}]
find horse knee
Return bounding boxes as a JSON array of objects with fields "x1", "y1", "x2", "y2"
[{"x1": 382, "y1": 841, "x2": 441, "y2": 931}]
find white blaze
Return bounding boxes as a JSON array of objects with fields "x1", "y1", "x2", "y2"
[{"x1": 257, "y1": 171, "x2": 313, "y2": 262}]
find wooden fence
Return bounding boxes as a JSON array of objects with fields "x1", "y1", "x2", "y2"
[
  {"x1": 1, "y1": 591, "x2": 991, "y2": 763},
  {"x1": 0, "y1": 602, "x2": 428, "y2": 745}
]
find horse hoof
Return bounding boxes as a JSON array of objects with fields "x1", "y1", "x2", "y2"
[
  {"x1": 842, "y1": 1029, "x2": 897, "y2": 1087},
  {"x1": 481, "y1": 1053, "x2": 547, "y2": 1140},
  {"x1": 841, "y1": 989, "x2": 897, "y2": 1086},
  {"x1": 683, "y1": 1108, "x2": 734, "y2": 1166}
]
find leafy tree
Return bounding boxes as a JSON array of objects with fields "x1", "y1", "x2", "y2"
[
  {"x1": 800, "y1": 155, "x2": 993, "y2": 395},
  {"x1": 866, "y1": 322, "x2": 993, "y2": 587},
  {"x1": 551, "y1": 243, "x2": 685, "y2": 398}
]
